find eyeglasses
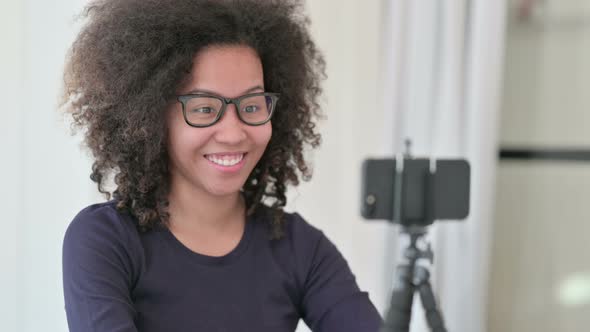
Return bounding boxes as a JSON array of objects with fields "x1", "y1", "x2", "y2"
[{"x1": 176, "y1": 92, "x2": 280, "y2": 128}]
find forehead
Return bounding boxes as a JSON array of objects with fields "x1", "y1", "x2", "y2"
[{"x1": 180, "y1": 45, "x2": 265, "y2": 97}]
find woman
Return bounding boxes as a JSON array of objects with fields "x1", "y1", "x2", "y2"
[{"x1": 61, "y1": 0, "x2": 382, "y2": 331}]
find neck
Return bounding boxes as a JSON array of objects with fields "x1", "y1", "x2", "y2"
[{"x1": 167, "y1": 178, "x2": 245, "y2": 236}]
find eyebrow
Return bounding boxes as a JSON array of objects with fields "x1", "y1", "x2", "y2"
[{"x1": 185, "y1": 85, "x2": 265, "y2": 96}]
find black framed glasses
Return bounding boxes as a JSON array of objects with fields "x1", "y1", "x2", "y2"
[{"x1": 176, "y1": 92, "x2": 280, "y2": 128}]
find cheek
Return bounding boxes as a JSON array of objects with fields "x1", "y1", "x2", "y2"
[
  {"x1": 169, "y1": 130, "x2": 210, "y2": 158},
  {"x1": 166, "y1": 112, "x2": 210, "y2": 161},
  {"x1": 167, "y1": 118, "x2": 187, "y2": 158},
  {"x1": 255, "y1": 123, "x2": 272, "y2": 148}
]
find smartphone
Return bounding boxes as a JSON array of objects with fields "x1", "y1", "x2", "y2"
[{"x1": 361, "y1": 158, "x2": 470, "y2": 226}]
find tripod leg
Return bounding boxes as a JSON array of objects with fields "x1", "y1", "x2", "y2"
[
  {"x1": 414, "y1": 266, "x2": 447, "y2": 332},
  {"x1": 381, "y1": 265, "x2": 415, "y2": 332}
]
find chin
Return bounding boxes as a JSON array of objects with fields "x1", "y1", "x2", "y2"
[{"x1": 204, "y1": 183, "x2": 246, "y2": 198}]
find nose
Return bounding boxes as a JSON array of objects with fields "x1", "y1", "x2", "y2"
[{"x1": 213, "y1": 104, "x2": 247, "y2": 144}]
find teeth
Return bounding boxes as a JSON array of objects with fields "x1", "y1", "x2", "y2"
[{"x1": 206, "y1": 154, "x2": 244, "y2": 167}]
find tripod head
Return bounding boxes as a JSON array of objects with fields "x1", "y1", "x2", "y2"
[
  {"x1": 399, "y1": 226, "x2": 433, "y2": 266},
  {"x1": 380, "y1": 225, "x2": 448, "y2": 332}
]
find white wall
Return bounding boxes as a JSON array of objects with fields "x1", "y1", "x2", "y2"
[
  {"x1": 500, "y1": 0, "x2": 590, "y2": 147},
  {"x1": 1, "y1": 1, "x2": 25, "y2": 330},
  {"x1": 1, "y1": 0, "x2": 96, "y2": 331},
  {"x1": 489, "y1": 1, "x2": 590, "y2": 331}
]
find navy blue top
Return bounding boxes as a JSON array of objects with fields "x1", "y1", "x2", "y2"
[{"x1": 62, "y1": 201, "x2": 382, "y2": 331}]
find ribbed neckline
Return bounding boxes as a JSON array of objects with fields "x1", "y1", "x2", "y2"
[{"x1": 160, "y1": 213, "x2": 255, "y2": 266}]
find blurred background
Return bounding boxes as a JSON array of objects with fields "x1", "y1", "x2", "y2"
[{"x1": 1, "y1": 0, "x2": 588, "y2": 331}]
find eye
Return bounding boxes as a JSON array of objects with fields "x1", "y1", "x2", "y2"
[
  {"x1": 191, "y1": 107, "x2": 215, "y2": 114},
  {"x1": 243, "y1": 105, "x2": 259, "y2": 113}
]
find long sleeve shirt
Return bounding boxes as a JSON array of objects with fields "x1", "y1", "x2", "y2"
[{"x1": 62, "y1": 201, "x2": 383, "y2": 332}]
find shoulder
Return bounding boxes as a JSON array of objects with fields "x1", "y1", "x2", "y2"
[
  {"x1": 260, "y1": 209, "x2": 339, "y2": 278},
  {"x1": 63, "y1": 200, "x2": 140, "y2": 254},
  {"x1": 255, "y1": 207, "x2": 327, "y2": 254},
  {"x1": 281, "y1": 210, "x2": 324, "y2": 244},
  {"x1": 62, "y1": 201, "x2": 143, "y2": 320},
  {"x1": 279, "y1": 211, "x2": 343, "y2": 267},
  {"x1": 62, "y1": 201, "x2": 143, "y2": 284}
]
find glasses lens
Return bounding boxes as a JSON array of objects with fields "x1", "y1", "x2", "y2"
[
  {"x1": 184, "y1": 97, "x2": 223, "y2": 126},
  {"x1": 239, "y1": 94, "x2": 274, "y2": 124}
]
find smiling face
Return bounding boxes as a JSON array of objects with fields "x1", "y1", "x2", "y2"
[{"x1": 166, "y1": 45, "x2": 272, "y2": 198}]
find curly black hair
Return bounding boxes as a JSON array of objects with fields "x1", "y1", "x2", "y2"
[{"x1": 62, "y1": 0, "x2": 325, "y2": 239}]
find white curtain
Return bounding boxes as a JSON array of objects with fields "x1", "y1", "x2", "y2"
[{"x1": 380, "y1": 0, "x2": 507, "y2": 331}]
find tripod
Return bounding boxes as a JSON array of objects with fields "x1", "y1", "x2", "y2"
[
  {"x1": 361, "y1": 140, "x2": 470, "y2": 331},
  {"x1": 380, "y1": 226, "x2": 447, "y2": 332}
]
